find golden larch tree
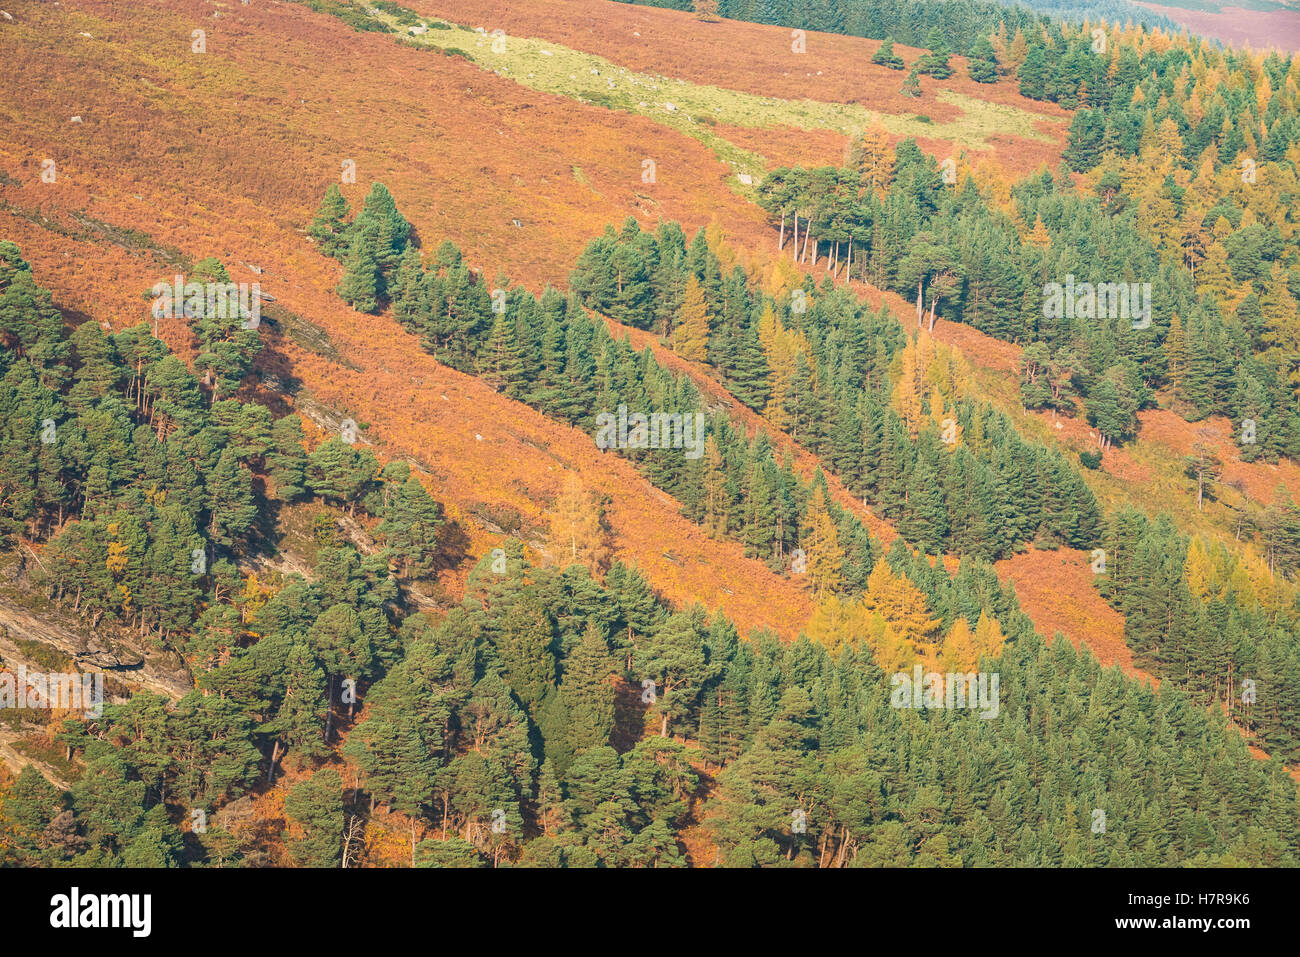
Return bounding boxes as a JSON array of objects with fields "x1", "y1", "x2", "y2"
[
  {"x1": 973, "y1": 612, "x2": 1005, "y2": 660},
  {"x1": 940, "y1": 617, "x2": 979, "y2": 672},
  {"x1": 805, "y1": 593, "x2": 872, "y2": 654},
  {"x1": 673, "y1": 273, "x2": 711, "y2": 362},
  {"x1": 1026, "y1": 215, "x2": 1052, "y2": 249},
  {"x1": 801, "y1": 486, "x2": 845, "y2": 598},
  {"x1": 861, "y1": 557, "x2": 942, "y2": 650},
  {"x1": 701, "y1": 435, "x2": 729, "y2": 537},
  {"x1": 549, "y1": 474, "x2": 610, "y2": 574},
  {"x1": 850, "y1": 125, "x2": 895, "y2": 197}
]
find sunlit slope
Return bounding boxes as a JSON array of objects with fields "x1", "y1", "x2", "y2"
[
  {"x1": 0, "y1": 0, "x2": 815, "y2": 636},
  {"x1": 3, "y1": 0, "x2": 1293, "y2": 657},
  {"x1": 0, "y1": 0, "x2": 776, "y2": 288},
  {"x1": 407, "y1": 0, "x2": 1070, "y2": 176},
  {"x1": 838, "y1": 274, "x2": 1300, "y2": 542}
]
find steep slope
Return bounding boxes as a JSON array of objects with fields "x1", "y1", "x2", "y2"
[
  {"x1": 3, "y1": 0, "x2": 1294, "y2": 663},
  {"x1": 408, "y1": 0, "x2": 1071, "y2": 176},
  {"x1": 0, "y1": 0, "x2": 775, "y2": 288},
  {"x1": 1134, "y1": 1, "x2": 1300, "y2": 52},
  {"x1": 993, "y1": 547, "x2": 1143, "y2": 680},
  {"x1": 0, "y1": 0, "x2": 821, "y2": 638}
]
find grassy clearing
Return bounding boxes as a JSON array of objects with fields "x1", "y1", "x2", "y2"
[
  {"x1": 969, "y1": 358, "x2": 1262, "y2": 547},
  {"x1": 928, "y1": 91, "x2": 1051, "y2": 145},
  {"x1": 12, "y1": 736, "x2": 82, "y2": 783},
  {"x1": 360, "y1": 7, "x2": 1053, "y2": 198}
]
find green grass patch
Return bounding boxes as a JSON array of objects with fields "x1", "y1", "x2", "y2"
[
  {"x1": 9, "y1": 639, "x2": 73, "y2": 673},
  {"x1": 12, "y1": 736, "x2": 83, "y2": 783},
  {"x1": 322, "y1": 1, "x2": 1052, "y2": 200}
]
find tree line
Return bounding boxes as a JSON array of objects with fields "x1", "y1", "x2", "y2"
[
  {"x1": 755, "y1": 135, "x2": 1300, "y2": 456},
  {"x1": 1, "y1": 221, "x2": 1296, "y2": 865},
  {"x1": 316, "y1": 184, "x2": 1104, "y2": 569}
]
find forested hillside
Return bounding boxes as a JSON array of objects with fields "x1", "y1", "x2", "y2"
[
  {"x1": 1, "y1": 247, "x2": 1296, "y2": 866},
  {"x1": 618, "y1": 0, "x2": 1185, "y2": 48},
  {"x1": 1, "y1": 0, "x2": 1299, "y2": 873}
]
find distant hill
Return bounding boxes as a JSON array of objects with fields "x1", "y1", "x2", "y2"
[{"x1": 1134, "y1": 1, "x2": 1300, "y2": 51}]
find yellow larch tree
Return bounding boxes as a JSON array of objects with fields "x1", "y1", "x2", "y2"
[
  {"x1": 549, "y1": 474, "x2": 610, "y2": 574},
  {"x1": 973, "y1": 612, "x2": 1005, "y2": 660},
  {"x1": 891, "y1": 331, "x2": 936, "y2": 437},
  {"x1": 801, "y1": 486, "x2": 845, "y2": 598},
  {"x1": 939, "y1": 617, "x2": 979, "y2": 672},
  {"x1": 1260, "y1": 263, "x2": 1300, "y2": 394},
  {"x1": 674, "y1": 273, "x2": 711, "y2": 362},
  {"x1": 924, "y1": 338, "x2": 971, "y2": 402},
  {"x1": 869, "y1": 616, "x2": 917, "y2": 674},
  {"x1": 1184, "y1": 537, "x2": 1220, "y2": 602},
  {"x1": 1026, "y1": 215, "x2": 1052, "y2": 249},
  {"x1": 1179, "y1": 206, "x2": 1208, "y2": 275},
  {"x1": 701, "y1": 435, "x2": 729, "y2": 537},
  {"x1": 760, "y1": 305, "x2": 811, "y2": 433},
  {"x1": 851, "y1": 124, "x2": 895, "y2": 198},
  {"x1": 861, "y1": 557, "x2": 942, "y2": 652},
  {"x1": 805, "y1": 593, "x2": 873, "y2": 654},
  {"x1": 1006, "y1": 27, "x2": 1027, "y2": 75}
]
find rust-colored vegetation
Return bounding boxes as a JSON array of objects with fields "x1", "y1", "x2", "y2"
[
  {"x1": 410, "y1": 0, "x2": 1070, "y2": 176},
  {"x1": 994, "y1": 547, "x2": 1151, "y2": 684},
  {"x1": 0, "y1": 0, "x2": 819, "y2": 638}
]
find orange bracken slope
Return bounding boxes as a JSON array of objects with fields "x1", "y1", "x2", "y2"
[
  {"x1": 410, "y1": 0, "x2": 1072, "y2": 176},
  {"x1": 0, "y1": 0, "x2": 813, "y2": 637}
]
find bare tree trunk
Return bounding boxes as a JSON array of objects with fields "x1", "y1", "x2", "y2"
[
  {"x1": 800, "y1": 225, "x2": 811, "y2": 263},
  {"x1": 916, "y1": 280, "x2": 924, "y2": 326},
  {"x1": 778, "y1": 210, "x2": 786, "y2": 251},
  {"x1": 267, "y1": 740, "x2": 285, "y2": 783},
  {"x1": 792, "y1": 214, "x2": 799, "y2": 260},
  {"x1": 325, "y1": 674, "x2": 336, "y2": 742},
  {"x1": 928, "y1": 295, "x2": 938, "y2": 332},
  {"x1": 343, "y1": 815, "x2": 363, "y2": 869}
]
